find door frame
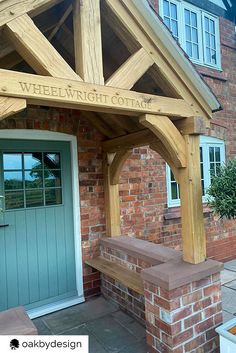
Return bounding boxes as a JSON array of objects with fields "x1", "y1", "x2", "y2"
[{"x1": 0, "y1": 129, "x2": 84, "y2": 318}]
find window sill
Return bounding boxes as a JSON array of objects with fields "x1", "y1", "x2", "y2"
[{"x1": 164, "y1": 205, "x2": 212, "y2": 220}]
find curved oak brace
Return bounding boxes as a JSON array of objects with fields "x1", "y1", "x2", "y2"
[
  {"x1": 150, "y1": 140, "x2": 180, "y2": 183},
  {"x1": 110, "y1": 149, "x2": 133, "y2": 185},
  {"x1": 140, "y1": 114, "x2": 186, "y2": 169},
  {"x1": 0, "y1": 97, "x2": 26, "y2": 120}
]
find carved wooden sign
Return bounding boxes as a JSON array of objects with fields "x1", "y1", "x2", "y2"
[
  {"x1": 0, "y1": 69, "x2": 195, "y2": 117},
  {"x1": 18, "y1": 81, "x2": 152, "y2": 110}
]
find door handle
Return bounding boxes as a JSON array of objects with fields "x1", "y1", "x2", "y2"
[{"x1": 0, "y1": 224, "x2": 9, "y2": 228}]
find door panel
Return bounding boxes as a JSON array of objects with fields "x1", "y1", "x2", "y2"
[{"x1": 0, "y1": 140, "x2": 77, "y2": 312}]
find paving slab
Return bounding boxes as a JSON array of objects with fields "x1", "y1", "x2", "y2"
[
  {"x1": 86, "y1": 315, "x2": 138, "y2": 352},
  {"x1": 60, "y1": 324, "x2": 109, "y2": 353},
  {"x1": 224, "y1": 280, "x2": 236, "y2": 290},
  {"x1": 221, "y1": 269, "x2": 236, "y2": 285},
  {"x1": 222, "y1": 286, "x2": 236, "y2": 314},
  {"x1": 223, "y1": 310, "x2": 236, "y2": 323},
  {"x1": 224, "y1": 260, "x2": 236, "y2": 272},
  {"x1": 118, "y1": 340, "x2": 147, "y2": 353},
  {"x1": 42, "y1": 297, "x2": 118, "y2": 334},
  {"x1": 33, "y1": 318, "x2": 52, "y2": 335}
]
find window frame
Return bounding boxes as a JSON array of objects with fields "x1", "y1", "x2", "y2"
[
  {"x1": 159, "y1": 0, "x2": 221, "y2": 70},
  {"x1": 166, "y1": 136, "x2": 226, "y2": 208}
]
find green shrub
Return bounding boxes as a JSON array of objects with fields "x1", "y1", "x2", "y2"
[{"x1": 207, "y1": 159, "x2": 236, "y2": 219}]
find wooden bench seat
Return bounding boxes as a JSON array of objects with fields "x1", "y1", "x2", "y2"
[{"x1": 85, "y1": 256, "x2": 144, "y2": 295}]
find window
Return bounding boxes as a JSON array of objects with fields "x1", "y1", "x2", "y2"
[
  {"x1": 160, "y1": 0, "x2": 221, "y2": 69},
  {"x1": 3, "y1": 152, "x2": 62, "y2": 210},
  {"x1": 166, "y1": 136, "x2": 225, "y2": 207}
]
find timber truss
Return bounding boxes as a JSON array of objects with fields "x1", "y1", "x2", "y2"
[{"x1": 0, "y1": 0, "x2": 220, "y2": 264}]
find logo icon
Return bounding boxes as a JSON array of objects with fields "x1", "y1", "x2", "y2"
[{"x1": 10, "y1": 339, "x2": 19, "y2": 350}]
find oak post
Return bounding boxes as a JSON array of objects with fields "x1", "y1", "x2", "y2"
[
  {"x1": 179, "y1": 135, "x2": 206, "y2": 264},
  {"x1": 103, "y1": 153, "x2": 121, "y2": 236}
]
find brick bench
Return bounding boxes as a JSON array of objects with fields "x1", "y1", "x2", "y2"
[{"x1": 0, "y1": 307, "x2": 38, "y2": 335}]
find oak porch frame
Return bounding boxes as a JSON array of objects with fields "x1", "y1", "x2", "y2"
[{"x1": 0, "y1": 0, "x2": 211, "y2": 264}]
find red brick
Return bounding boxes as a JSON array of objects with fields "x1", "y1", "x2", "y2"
[
  {"x1": 172, "y1": 306, "x2": 192, "y2": 322},
  {"x1": 184, "y1": 313, "x2": 202, "y2": 329},
  {"x1": 195, "y1": 318, "x2": 214, "y2": 334},
  {"x1": 182, "y1": 290, "x2": 203, "y2": 305},
  {"x1": 203, "y1": 283, "x2": 221, "y2": 297}
]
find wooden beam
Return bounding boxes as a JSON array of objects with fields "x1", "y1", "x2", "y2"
[
  {"x1": 103, "y1": 153, "x2": 121, "y2": 236},
  {"x1": 102, "y1": 129, "x2": 154, "y2": 152},
  {"x1": 140, "y1": 114, "x2": 186, "y2": 168},
  {"x1": 0, "y1": 97, "x2": 26, "y2": 120},
  {"x1": 179, "y1": 135, "x2": 206, "y2": 264},
  {"x1": 105, "y1": 0, "x2": 212, "y2": 119},
  {"x1": 4, "y1": 14, "x2": 80, "y2": 80},
  {"x1": 106, "y1": 48, "x2": 153, "y2": 89},
  {"x1": 0, "y1": 0, "x2": 63, "y2": 29},
  {"x1": 47, "y1": 4, "x2": 72, "y2": 41},
  {"x1": 174, "y1": 116, "x2": 207, "y2": 135},
  {"x1": 82, "y1": 111, "x2": 118, "y2": 138},
  {"x1": 0, "y1": 69, "x2": 196, "y2": 117},
  {"x1": 150, "y1": 140, "x2": 180, "y2": 183},
  {"x1": 73, "y1": 0, "x2": 104, "y2": 84},
  {"x1": 110, "y1": 149, "x2": 132, "y2": 185}
]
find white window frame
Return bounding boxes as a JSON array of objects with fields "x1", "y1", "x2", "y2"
[
  {"x1": 159, "y1": 0, "x2": 221, "y2": 70},
  {"x1": 166, "y1": 136, "x2": 225, "y2": 208}
]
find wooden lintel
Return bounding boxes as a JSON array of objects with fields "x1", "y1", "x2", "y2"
[
  {"x1": 0, "y1": 69, "x2": 196, "y2": 117},
  {"x1": 5, "y1": 14, "x2": 80, "y2": 80},
  {"x1": 0, "y1": 97, "x2": 26, "y2": 120},
  {"x1": 110, "y1": 149, "x2": 132, "y2": 185},
  {"x1": 174, "y1": 116, "x2": 207, "y2": 135},
  {"x1": 140, "y1": 114, "x2": 186, "y2": 168},
  {"x1": 73, "y1": 0, "x2": 104, "y2": 84},
  {"x1": 102, "y1": 129, "x2": 154, "y2": 152},
  {"x1": 106, "y1": 48, "x2": 153, "y2": 89},
  {"x1": 0, "y1": 0, "x2": 63, "y2": 29}
]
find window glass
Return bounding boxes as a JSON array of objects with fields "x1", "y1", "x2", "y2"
[
  {"x1": 203, "y1": 15, "x2": 217, "y2": 65},
  {"x1": 184, "y1": 9, "x2": 200, "y2": 60},
  {"x1": 163, "y1": 0, "x2": 179, "y2": 40},
  {"x1": 3, "y1": 153, "x2": 22, "y2": 170}
]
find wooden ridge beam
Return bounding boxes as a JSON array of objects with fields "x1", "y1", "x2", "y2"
[
  {"x1": 0, "y1": 0, "x2": 63, "y2": 29},
  {"x1": 4, "y1": 14, "x2": 80, "y2": 80},
  {"x1": 0, "y1": 69, "x2": 196, "y2": 117},
  {"x1": 140, "y1": 114, "x2": 186, "y2": 168},
  {"x1": 106, "y1": 48, "x2": 153, "y2": 89},
  {"x1": 73, "y1": 0, "x2": 104, "y2": 84},
  {"x1": 0, "y1": 97, "x2": 26, "y2": 120},
  {"x1": 102, "y1": 129, "x2": 154, "y2": 152}
]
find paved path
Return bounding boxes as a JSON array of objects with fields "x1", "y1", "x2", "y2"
[
  {"x1": 33, "y1": 296, "x2": 146, "y2": 353},
  {"x1": 221, "y1": 259, "x2": 236, "y2": 323},
  {"x1": 33, "y1": 260, "x2": 236, "y2": 353}
]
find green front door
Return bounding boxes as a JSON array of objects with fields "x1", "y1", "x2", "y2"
[{"x1": 0, "y1": 139, "x2": 78, "y2": 314}]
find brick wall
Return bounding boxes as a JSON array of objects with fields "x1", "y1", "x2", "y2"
[{"x1": 144, "y1": 272, "x2": 222, "y2": 353}]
